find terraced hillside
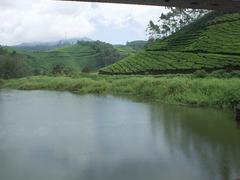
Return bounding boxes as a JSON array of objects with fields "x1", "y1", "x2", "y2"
[
  {"x1": 99, "y1": 12, "x2": 240, "y2": 75},
  {"x1": 114, "y1": 45, "x2": 136, "y2": 57}
]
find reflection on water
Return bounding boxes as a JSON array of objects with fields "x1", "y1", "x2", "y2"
[
  {"x1": 150, "y1": 104, "x2": 240, "y2": 180},
  {"x1": 0, "y1": 90, "x2": 239, "y2": 180}
]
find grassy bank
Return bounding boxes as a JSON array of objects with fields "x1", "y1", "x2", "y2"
[{"x1": 1, "y1": 75, "x2": 240, "y2": 108}]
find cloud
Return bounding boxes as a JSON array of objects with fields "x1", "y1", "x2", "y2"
[{"x1": 0, "y1": 0, "x2": 166, "y2": 45}]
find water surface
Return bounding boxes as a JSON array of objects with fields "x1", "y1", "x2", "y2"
[{"x1": 0, "y1": 90, "x2": 239, "y2": 180}]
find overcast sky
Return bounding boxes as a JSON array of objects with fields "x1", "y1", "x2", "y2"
[{"x1": 0, "y1": 0, "x2": 167, "y2": 45}]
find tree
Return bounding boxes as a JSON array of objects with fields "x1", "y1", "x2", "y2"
[
  {"x1": 0, "y1": 55, "x2": 28, "y2": 79},
  {"x1": 51, "y1": 64, "x2": 64, "y2": 75},
  {"x1": 94, "y1": 41, "x2": 121, "y2": 67},
  {"x1": 11, "y1": 50, "x2": 17, "y2": 55},
  {"x1": 63, "y1": 67, "x2": 73, "y2": 76},
  {"x1": 147, "y1": 20, "x2": 161, "y2": 40},
  {"x1": 146, "y1": 7, "x2": 209, "y2": 39}
]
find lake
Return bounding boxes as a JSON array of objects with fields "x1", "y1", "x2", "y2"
[{"x1": 0, "y1": 90, "x2": 239, "y2": 180}]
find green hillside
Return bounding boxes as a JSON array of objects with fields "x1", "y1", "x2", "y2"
[
  {"x1": 114, "y1": 45, "x2": 136, "y2": 57},
  {"x1": 2, "y1": 40, "x2": 141, "y2": 77},
  {"x1": 126, "y1": 40, "x2": 147, "y2": 51},
  {"x1": 20, "y1": 41, "x2": 124, "y2": 73},
  {"x1": 114, "y1": 40, "x2": 147, "y2": 57},
  {"x1": 99, "y1": 12, "x2": 240, "y2": 75}
]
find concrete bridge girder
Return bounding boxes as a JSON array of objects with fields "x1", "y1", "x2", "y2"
[{"x1": 62, "y1": 0, "x2": 240, "y2": 11}]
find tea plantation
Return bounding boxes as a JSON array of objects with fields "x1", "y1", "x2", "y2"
[{"x1": 100, "y1": 12, "x2": 240, "y2": 75}]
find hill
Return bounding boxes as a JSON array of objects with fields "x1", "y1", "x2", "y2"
[
  {"x1": 13, "y1": 37, "x2": 92, "y2": 52},
  {"x1": 114, "y1": 40, "x2": 147, "y2": 56},
  {"x1": 126, "y1": 40, "x2": 147, "y2": 51},
  {"x1": 99, "y1": 12, "x2": 240, "y2": 75},
  {"x1": 114, "y1": 45, "x2": 136, "y2": 57},
  {"x1": 1, "y1": 40, "x2": 126, "y2": 77},
  {"x1": 20, "y1": 41, "x2": 124, "y2": 74}
]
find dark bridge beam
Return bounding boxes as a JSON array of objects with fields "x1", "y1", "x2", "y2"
[{"x1": 62, "y1": 0, "x2": 240, "y2": 11}]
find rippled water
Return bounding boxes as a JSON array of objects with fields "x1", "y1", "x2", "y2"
[{"x1": 0, "y1": 90, "x2": 239, "y2": 180}]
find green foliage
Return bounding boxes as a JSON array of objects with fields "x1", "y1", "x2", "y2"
[
  {"x1": 51, "y1": 64, "x2": 64, "y2": 75},
  {"x1": 2, "y1": 75, "x2": 240, "y2": 108},
  {"x1": 85, "y1": 41, "x2": 121, "y2": 68},
  {"x1": 51, "y1": 64, "x2": 74, "y2": 76},
  {"x1": 62, "y1": 67, "x2": 74, "y2": 76}
]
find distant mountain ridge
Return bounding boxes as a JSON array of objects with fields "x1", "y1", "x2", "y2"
[{"x1": 13, "y1": 37, "x2": 92, "y2": 52}]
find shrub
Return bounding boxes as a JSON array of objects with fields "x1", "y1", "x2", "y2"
[
  {"x1": 82, "y1": 66, "x2": 91, "y2": 73},
  {"x1": 210, "y1": 70, "x2": 240, "y2": 78},
  {"x1": 63, "y1": 67, "x2": 74, "y2": 76},
  {"x1": 210, "y1": 70, "x2": 226, "y2": 78},
  {"x1": 229, "y1": 71, "x2": 240, "y2": 78},
  {"x1": 193, "y1": 70, "x2": 207, "y2": 78},
  {"x1": 51, "y1": 64, "x2": 65, "y2": 76}
]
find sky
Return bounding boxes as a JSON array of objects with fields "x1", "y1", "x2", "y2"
[{"x1": 0, "y1": 0, "x2": 167, "y2": 45}]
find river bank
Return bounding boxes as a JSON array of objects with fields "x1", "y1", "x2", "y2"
[{"x1": 1, "y1": 75, "x2": 240, "y2": 108}]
